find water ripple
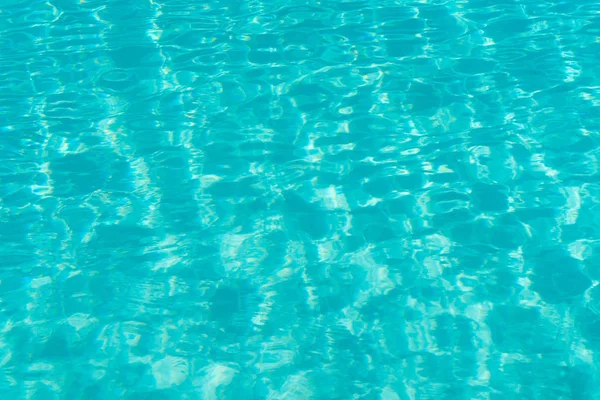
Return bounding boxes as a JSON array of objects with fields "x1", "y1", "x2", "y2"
[{"x1": 2, "y1": 0, "x2": 600, "y2": 398}]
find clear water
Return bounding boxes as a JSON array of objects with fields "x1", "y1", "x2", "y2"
[{"x1": 2, "y1": 0, "x2": 600, "y2": 398}]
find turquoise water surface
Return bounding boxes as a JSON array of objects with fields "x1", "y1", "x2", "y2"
[{"x1": 2, "y1": 0, "x2": 600, "y2": 398}]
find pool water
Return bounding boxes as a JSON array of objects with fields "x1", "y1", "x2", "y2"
[{"x1": 2, "y1": 0, "x2": 600, "y2": 398}]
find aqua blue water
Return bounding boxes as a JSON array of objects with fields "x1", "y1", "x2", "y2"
[{"x1": 2, "y1": 0, "x2": 600, "y2": 398}]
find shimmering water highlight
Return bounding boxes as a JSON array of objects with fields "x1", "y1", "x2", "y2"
[{"x1": 2, "y1": 0, "x2": 600, "y2": 399}]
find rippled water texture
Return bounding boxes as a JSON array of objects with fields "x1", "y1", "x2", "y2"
[{"x1": 2, "y1": 0, "x2": 600, "y2": 398}]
